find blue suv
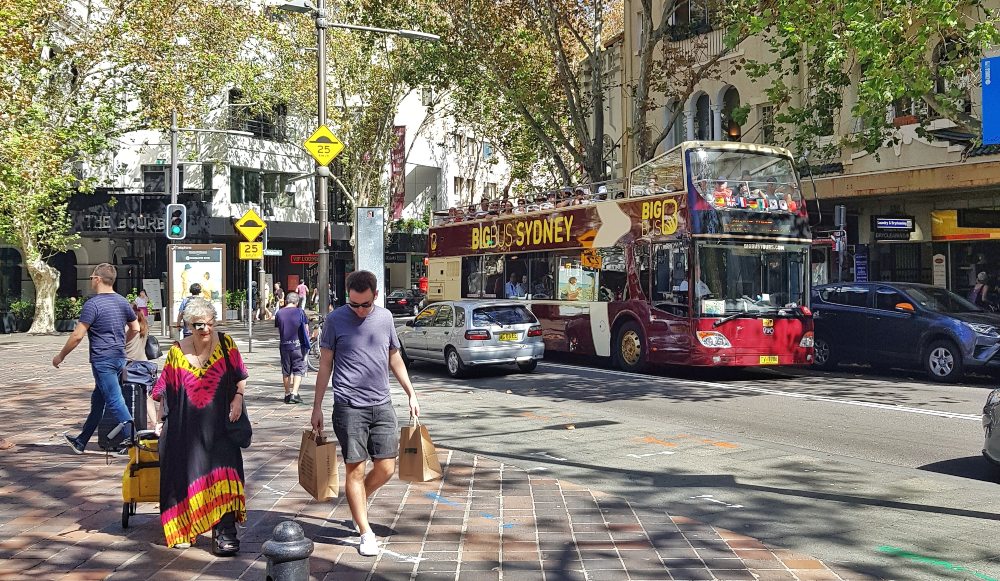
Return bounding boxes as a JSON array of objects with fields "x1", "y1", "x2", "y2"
[{"x1": 811, "y1": 282, "x2": 1000, "y2": 382}]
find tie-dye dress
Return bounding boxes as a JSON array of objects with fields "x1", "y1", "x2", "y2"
[{"x1": 151, "y1": 333, "x2": 248, "y2": 547}]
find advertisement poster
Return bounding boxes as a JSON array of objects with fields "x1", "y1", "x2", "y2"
[
  {"x1": 141, "y1": 278, "x2": 162, "y2": 311},
  {"x1": 167, "y1": 245, "x2": 226, "y2": 323}
]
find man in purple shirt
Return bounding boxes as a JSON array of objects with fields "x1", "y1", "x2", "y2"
[
  {"x1": 311, "y1": 270, "x2": 419, "y2": 557},
  {"x1": 274, "y1": 291, "x2": 309, "y2": 404},
  {"x1": 53, "y1": 263, "x2": 140, "y2": 454}
]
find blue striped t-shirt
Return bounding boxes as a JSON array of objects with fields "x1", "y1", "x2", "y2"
[{"x1": 79, "y1": 293, "x2": 136, "y2": 360}]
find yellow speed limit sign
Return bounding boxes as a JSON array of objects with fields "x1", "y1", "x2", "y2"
[{"x1": 239, "y1": 241, "x2": 264, "y2": 260}]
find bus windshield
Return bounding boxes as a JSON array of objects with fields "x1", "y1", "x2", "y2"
[
  {"x1": 696, "y1": 242, "x2": 808, "y2": 315},
  {"x1": 688, "y1": 148, "x2": 803, "y2": 211}
]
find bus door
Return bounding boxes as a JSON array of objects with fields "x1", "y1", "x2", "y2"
[{"x1": 650, "y1": 242, "x2": 694, "y2": 361}]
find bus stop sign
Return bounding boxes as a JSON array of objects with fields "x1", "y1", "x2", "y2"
[{"x1": 984, "y1": 56, "x2": 1000, "y2": 145}]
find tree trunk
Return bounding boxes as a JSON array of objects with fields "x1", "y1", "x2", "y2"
[{"x1": 26, "y1": 257, "x2": 58, "y2": 334}]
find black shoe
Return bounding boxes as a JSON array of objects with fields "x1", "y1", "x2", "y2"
[
  {"x1": 284, "y1": 394, "x2": 293, "y2": 404},
  {"x1": 63, "y1": 433, "x2": 84, "y2": 455},
  {"x1": 291, "y1": 394, "x2": 303, "y2": 404},
  {"x1": 212, "y1": 514, "x2": 239, "y2": 557}
]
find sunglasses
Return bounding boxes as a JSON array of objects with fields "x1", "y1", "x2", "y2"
[
  {"x1": 348, "y1": 300, "x2": 374, "y2": 309},
  {"x1": 192, "y1": 322, "x2": 215, "y2": 330}
]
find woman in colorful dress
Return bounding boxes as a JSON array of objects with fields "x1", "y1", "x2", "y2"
[{"x1": 152, "y1": 297, "x2": 247, "y2": 555}]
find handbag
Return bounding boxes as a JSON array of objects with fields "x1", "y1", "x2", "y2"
[
  {"x1": 219, "y1": 332, "x2": 252, "y2": 448},
  {"x1": 145, "y1": 334, "x2": 162, "y2": 360}
]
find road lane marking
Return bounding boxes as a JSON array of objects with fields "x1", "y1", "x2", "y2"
[
  {"x1": 533, "y1": 451, "x2": 568, "y2": 461},
  {"x1": 690, "y1": 494, "x2": 743, "y2": 509},
  {"x1": 541, "y1": 362, "x2": 982, "y2": 421},
  {"x1": 627, "y1": 450, "x2": 675, "y2": 458},
  {"x1": 877, "y1": 546, "x2": 998, "y2": 581}
]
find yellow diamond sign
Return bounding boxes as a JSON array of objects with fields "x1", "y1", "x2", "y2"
[
  {"x1": 303, "y1": 125, "x2": 344, "y2": 166},
  {"x1": 235, "y1": 208, "x2": 266, "y2": 242}
]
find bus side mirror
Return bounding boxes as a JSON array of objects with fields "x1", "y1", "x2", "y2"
[{"x1": 895, "y1": 302, "x2": 915, "y2": 313}]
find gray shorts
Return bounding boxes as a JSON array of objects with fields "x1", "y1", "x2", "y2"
[
  {"x1": 332, "y1": 401, "x2": 399, "y2": 464},
  {"x1": 280, "y1": 347, "x2": 306, "y2": 377}
]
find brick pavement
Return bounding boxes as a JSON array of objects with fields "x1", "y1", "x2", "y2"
[{"x1": 0, "y1": 331, "x2": 863, "y2": 580}]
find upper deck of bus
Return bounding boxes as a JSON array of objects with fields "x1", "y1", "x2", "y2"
[{"x1": 428, "y1": 141, "x2": 810, "y2": 257}]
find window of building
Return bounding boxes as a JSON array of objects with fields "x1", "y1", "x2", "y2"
[
  {"x1": 759, "y1": 105, "x2": 775, "y2": 144},
  {"x1": 421, "y1": 86, "x2": 437, "y2": 107},
  {"x1": 142, "y1": 164, "x2": 183, "y2": 194},
  {"x1": 932, "y1": 39, "x2": 973, "y2": 117},
  {"x1": 485, "y1": 182, "x2": 497, "y2": 200},
  {"x1": 231, "y1": 166, "x2": 260, "y2": 204},
  {"x1": 228, "y1": 89, "x2": 288, "y2": 142},
  {"x1": 695, "y1": 94, "x2": 712, "y2": 140}
]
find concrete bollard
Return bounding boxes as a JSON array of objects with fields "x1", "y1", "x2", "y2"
[{"x1": 262, "y1": 521, "x2": 314, "y2": 581}]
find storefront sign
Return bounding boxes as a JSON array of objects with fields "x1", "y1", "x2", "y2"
[
  {"x1": 932, "y1": 253, "x2": 947, "y2": 287},
  {"x1": 290, "y1": 254, "x2": 318, "y2": 265},
  {"x1": 386, "y1": 252, "x2": 408, "y2": 263},
  {"x1": 931, "y1": 209, "x2": 1000, "y2": 241},
  {"x1": 984, "y1": 56, "x2": 1000, "y2": 145},
  {"x1": 854, "y1": 246, "x2": 868, "y2": 282},
  {"x1": 872, "y1": 215, "x2": 914, "y2": 241}
]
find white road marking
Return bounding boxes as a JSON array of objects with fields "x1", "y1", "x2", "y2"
[
  {"x1": 691, "y1": 494, "x2": 744, "y2": 509},
  {"x1": 627, "y1": 450, "x2": 676, "y2": 458},
  {"x1": 541, "y1": 362, "x2": 981, "y2": 421}
]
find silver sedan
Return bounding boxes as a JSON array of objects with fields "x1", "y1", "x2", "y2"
[{"x1": 396, "y1": 300, "x2": 545, "y2": 378}]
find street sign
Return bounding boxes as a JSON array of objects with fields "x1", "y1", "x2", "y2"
[
  {"x1": 984, "y1": 56, "x2": 1000, "y2": 145},
  {"x1": 239, "y1": 241, "x2": 264, "y2": 260},
  {"x1": 263, "y1": 248, "x2": 283, "y2": 257},
  {"x1": 303, "y1": 125, "x2": 345, "y2": 166},
  {"x1": 234, "y1": 209, "x2": 266, "y2": 242}
]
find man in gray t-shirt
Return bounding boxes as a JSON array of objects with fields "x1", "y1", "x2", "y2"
[{"x1": 311, "y1": 270, "x2": 419, "y2": 557}]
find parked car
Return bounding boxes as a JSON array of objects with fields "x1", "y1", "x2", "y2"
[
  {"x1": 396, "y1": 300, "x2": 545, "y2": 378},
  {"x1": 983, "y1": 389, "x2": 1000, "y2": 467},
  {"x1": 811, "y1": 282, "x2": 1000, "y2": 382},
  {"x1": 385, "y1": 289, "x2": 425, "y2": 316}
]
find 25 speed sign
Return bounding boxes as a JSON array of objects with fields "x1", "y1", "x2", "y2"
[{"x1": 239, "y1": 242, "x2": 263, "y2": 260}]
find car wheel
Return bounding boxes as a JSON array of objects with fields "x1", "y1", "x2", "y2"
[
  {"x1": 517, "y1": 360, "x2": 538, "y2": 373},
  {"x1": 924, "y1": 339, "x2": 964, "y2": 383},
  {"x1": 614, "y1": 321, "x2": 647, "y2": 373},
  {"x1": 445, "y1": 347, "x2": 466, "y2": 378},
  {"x1": 812, "y1": 336, "x2": 838, "y2": 369}
]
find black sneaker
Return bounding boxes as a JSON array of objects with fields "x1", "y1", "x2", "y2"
[
  {"x1": 284, "y1": 394, "x2": 293, "y2": 404},
  {"x1": 63, "y1": 433, "x2": 84, "y2": 455},
  {"x1": 291, "y1": 394, "x2": 303, "y2": 404}
]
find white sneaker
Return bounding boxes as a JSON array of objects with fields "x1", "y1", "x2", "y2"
[{"x1": 358, "y1": 531, "x2": 379, "y2": 556}]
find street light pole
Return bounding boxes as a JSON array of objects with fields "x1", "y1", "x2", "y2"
[
  {"x1": 170, "y1": 109, "x2": 179, "y2": 205},
  {"x1": 315, "y1": 0, "x2": 330, "y2": 316}
]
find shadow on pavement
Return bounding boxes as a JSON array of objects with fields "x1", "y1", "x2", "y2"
[{"x1": 919, "y1": 455, "x2": 1000, "y2": 484}]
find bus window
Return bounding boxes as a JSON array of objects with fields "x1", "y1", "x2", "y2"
[
  {"x1": 462, "y1": 256, "x2": 483, "y2": 297},
  {"x1": 653, "y1": 242, "x2": 689, "y2": 308},
  {"x1": 503, "y1": 254, "x2": 529, "y2": 298},
  {"x1": 527, "y1": 253, "x2": 554, "y2": 298},
  {"x1": 598, "y1": 247, "x2": 626, "y2": 301},
  {"x1": 555, "y1": 253, "x2": 597, "y2": 301},
  {"x1": 483, "y1": 256, "x2": 503, "y2": 298}
]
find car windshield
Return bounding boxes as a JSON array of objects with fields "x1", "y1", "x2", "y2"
[
  {"x1": 388, "y1": 290, "x2": 406, "y2": 298},
  {"x1": 472, "y1": 305, "x2": 537, "y2": 326},
  {"x1": 902, "y1": 286, "x2": 981, "y2": 313}
]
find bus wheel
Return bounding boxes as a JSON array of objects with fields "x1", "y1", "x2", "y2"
[{"x1": 615, "y1": 321, "x2": 647, "y2": 373}]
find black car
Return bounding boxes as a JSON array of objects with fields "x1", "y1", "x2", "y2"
[
  {"x1": 811, "y1": 281, "x2": 1000, "y2": 382},
  {"x1": 385, "y1": 289, "x2": 425, "y2": 316}
]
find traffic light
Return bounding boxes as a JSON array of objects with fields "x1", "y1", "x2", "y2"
[{"x1": 165, "y1": 203, "x2": 187, "y2": 240}]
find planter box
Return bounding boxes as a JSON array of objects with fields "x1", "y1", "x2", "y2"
[
  {"x1": 893, "y1": 115, "x2": 919, "y2": 127},
  {"x1": 16, "y1": 319, "x2": 31, "y2": 333},
  {"x1": 225, "y1": 309, "x2": 240, "y2": 321}
]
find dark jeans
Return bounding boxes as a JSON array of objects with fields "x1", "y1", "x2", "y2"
[{"x1": 74, "y1": 357, "x2": 132, "y2": 448}]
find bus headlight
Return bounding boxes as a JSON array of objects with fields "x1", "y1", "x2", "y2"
[
  {"x1": 696, "y1": 331, "x2": 732, "y2": 348},
  {"x1": 799, "y1": 331, "x2": 814, "y2": 348}
]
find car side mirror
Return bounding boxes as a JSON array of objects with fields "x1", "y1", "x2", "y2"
[
  {"x1": 405, "y1": 320, "x2": 414, "y2": 327},
  {"x1": 894, "y1": 302, "x2": 915, "y2": 313}
]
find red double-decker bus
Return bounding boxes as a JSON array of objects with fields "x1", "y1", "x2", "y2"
[{"x1": 426, "y1": 141, "x2": 814, "y2": 371}]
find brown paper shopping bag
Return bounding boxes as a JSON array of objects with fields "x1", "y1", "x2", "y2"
[
  {"x1": 298, "y1": 429, "x2": 339, "y2": 501},
  {"x1": 398, "y1": 418, "x2": 443, "y2": 482}
]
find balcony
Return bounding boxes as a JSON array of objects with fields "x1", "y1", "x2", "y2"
[{"x1": 668, "y1": 25, "x2": 732, "y2": 62}]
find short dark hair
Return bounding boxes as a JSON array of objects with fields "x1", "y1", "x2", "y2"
[
  {"x1": 92, "y1": 263, "x2": 117, "y2": 285},
  {"x1": 346, "y1": 270, "x2": 378, "y2": 294},
  {"x1": 189, "y1": 283, "x2": 202, "y2": 295}
]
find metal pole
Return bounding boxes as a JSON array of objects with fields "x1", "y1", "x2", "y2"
[
  {"x1": 170, "y1": 109, "x2": 179, "y2": 205},
  {"x1": 315, "y1": 0, "x2": 330, "y2": 317},
  {"x1": 247, "y1": 259, "x2": 253, "y2": 353},
  {"x1": 260, "y1": 228, "x2": 268, "y2": 320}
]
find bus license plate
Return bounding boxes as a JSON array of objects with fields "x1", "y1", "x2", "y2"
[
  {"x1": 499, "y1": 332, "x2": 520, "y2": 341},
  {"x1": 759, "y1": 355, "x2": 779, "y2": 365}
]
